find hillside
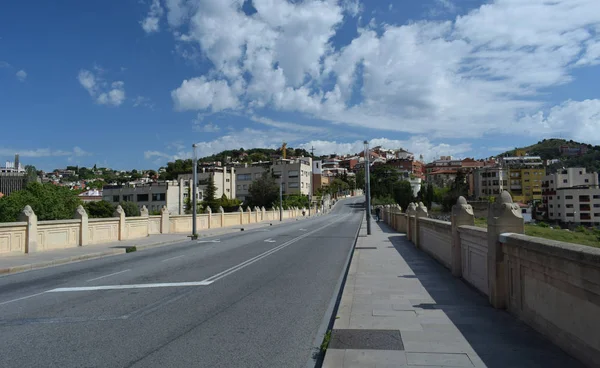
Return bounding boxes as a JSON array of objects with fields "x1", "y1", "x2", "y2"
[{"x1": 498, "y1": 138, "x2": 600, "y2": 173}]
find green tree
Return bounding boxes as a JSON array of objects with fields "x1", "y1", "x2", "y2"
[
  {"x1": 163, "y1": 159, "x2": 194, "y2": 180},
  {"x1": 24, "y1": 165, "x2": 38, "y2": 183},
  {"x1": 247, "y1": 171, "x2": 279, "y2": 208},
  {"x1": 119, "y1": 201, "x2": 140, "y2": 217},
  {"x1": 418, "y1": 183, "x2": 435, "y2": 208},
  {"x1": 0, "y1": 182, "x2": 82, "y2": 222},
  {"x1": 393, "y1": 180, "x2": 415, "y2": 210},
  {"x1": 202, "y1": 175, "x2": 219, "y2": 210},
  {"x1": 441, "y1": 170, "x2": 469, "y2": 212},
  {"x1": 85, "y1": 200, "x2": 115, "y2": 218}
]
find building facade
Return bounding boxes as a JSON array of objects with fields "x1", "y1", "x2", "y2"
[
  {"x1": 473, "y1": 167, "x2": 508, "y2": 200},
  {"x1": 0, "y1": 172, "x2": 27, "y2": 197},
  {"x1": 102, "y1": 179, "x2": 198, "y2": 214},
  {"x1": 501, "y1": 154, "x2": 545, "y2": 204},
  {"x1": 179, "y1": 166, "x2": 236, "y2": 200},
  {"x1": 543, "y1": 168, "x2": 600, "y2": 225}
]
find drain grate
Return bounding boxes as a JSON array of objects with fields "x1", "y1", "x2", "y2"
[
  {"x1": 355, "y1": 246, "x2": 377, "y2": 250},
  {"x1": 329, "y1": 329, "x2": 404, "y2": 350}
]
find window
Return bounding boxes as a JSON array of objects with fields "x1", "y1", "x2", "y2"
[
  {"x1": 226, "y1": 178, "x2": 230, "y2": 182},
  {"x1": 493, "y1": 180, "x2": 499, "y2": 186},
  {"x1": 549, "y1": 212, "x2": 553, "y2": 216},
  {"x1": 594, "y1": 204, "x2": 600, "y2": 208},
  {"x1": 585, "y1": 179, "x2": 589, "y2": 183},
  {"x1": 558, "y1": 204, "x2": 561, "y2": 208},
  {"x1": 242, "y1": 184, "x2": 247, "y2": 190},
  {"x1": 579, "y1": 171, "x2": 583, "y2": 175},
  {"x1": 557, "y1": 196, "x2": 560, "y2": 199},
  {"x1": 122, "y1": 194, "x2": 133, "y2": 202},
  {"x1": 565, "y1": 195, "x2": 573, "y2": 200},
  {"x1": 288, "y1": 170, "x2": 299, "y2": 178},
  {"x1": 288, "y1": 182, "x2": 299, "y2": 188},
  {"x1": 595, "y1": 213, "x2": 600, "y2": 217},
  {"x1": 112, "y1": 195, "x2": 120, "y2": 202},
  {"x1": 594, "y1": 195, "x2": 600, "y2": 199},
  {"x1": 237, "y1": 185, "x2": 241, "y2": 190},
  {"x1": 566, "y1": 213, "x2": 574, "y2": 217},
  {"x1": 563, "y1": 179, "x2": 568, "y2": 183},
  {"x1": 137, "y1": 194, "x2": 149, "y2": 202},
  {"x1": 237, "y1": 174, "x2": 252, "y2": 181},
  {"x1": 549, "y1": 204, "x2": 553, "y2": 208},
  {"x1": 254, "y1": 173, "x2": 262, "y2": 179},
  {"x1": 226, "y1": 188, "x2": 230, "y2": 192},
  {"x1": 152, "y1": 193, "x2": 165, "y2": 201},
  {"x1": 503, "y1": 180, "x2": 507, "y2": 186},
  {"x1": 566, "y1": 204, "x2": 573, "y2": 208}
]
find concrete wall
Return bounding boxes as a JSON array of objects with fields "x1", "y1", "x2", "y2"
[
  {"x1": 418, "y1": 218, "x2": 452, "y2": 269},
  {"x1": 0, "y1": 205, "x2": 306, "y2": 256},
  {"x1": 501, "y1": 234, "x2": 600, "y2": 367},
  {"x1": 382, "y1": 193, "x2": 598, "y2": 367}
]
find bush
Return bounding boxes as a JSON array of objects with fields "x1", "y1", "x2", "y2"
[
  {"x1": 575, "y1": 225, "x2": 587, "y2": 233},
  {"x1": 85, "y1": 200, "x2": 115, "y2": 218},
  {"x1": 536, "y1": 221, "x2": 549, "y2": 228},
  {"x1": 0, "y1": 182, "x2": 82, "y2": 222},
  {"x1": 119, "y1": 201, "x2": 140, "y2": 217}
]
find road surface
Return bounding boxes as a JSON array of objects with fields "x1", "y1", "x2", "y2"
[{"x1": 0, "y1": 197, "x2": 363, "y2": 368}]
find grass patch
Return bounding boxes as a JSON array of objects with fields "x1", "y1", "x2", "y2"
[
  {"x1": 320, "y1": 329, "x2": 332, "y2": 353},
  {"x1": 473, "y1": 217, "x2": 600, "y2": 248}
]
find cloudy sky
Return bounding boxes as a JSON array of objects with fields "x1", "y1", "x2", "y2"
[{"x1": 1, "y1": 0, "x2": 599, "y2": 170}]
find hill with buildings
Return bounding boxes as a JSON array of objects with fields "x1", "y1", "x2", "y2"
[{"x1": 498, "y1": 138, "x2": 600, "y2": 173}]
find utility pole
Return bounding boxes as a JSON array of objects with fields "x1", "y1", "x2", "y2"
[
  {"x1": 364, "y1": 140, "x2": 372, "y2": 235},
  {"x1": 279, "y1": 172, "x2": 283, "y2": 221},
  {"x1": 192, "y1": 144, "x2": 198, "y2": 237}
]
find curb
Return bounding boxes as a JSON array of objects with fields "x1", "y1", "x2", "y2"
[
  {"x1": 0, "y1": 249, "x2": 126, "y2": 276},
  {"x1": 306, "y1": 206, "x2": 364, "y2": 368}
]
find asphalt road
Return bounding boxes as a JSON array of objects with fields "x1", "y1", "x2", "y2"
[{"x1": 0, "y1": 197, "x2": 364, "y2": 368}]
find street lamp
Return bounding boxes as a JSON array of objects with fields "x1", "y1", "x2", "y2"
[
  {"x1": 364, "y1": 140, "x2": 372, "y2": 235},
  {"x1": 192, "y1": 144, "x2": 198, "y2": 237},
  {"x1": 279, "y1": 172, "x2": 283, "y2": 222}
]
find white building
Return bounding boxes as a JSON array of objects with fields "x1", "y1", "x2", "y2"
[
  {"x1": 234, "y1": 158, "x2": 313, "y2": 202},
  {"x1": 543, "y1": 168, "x2": 600, "y2": 225},
  {"x1": 473, "y1": 167, "x2": 508, "y2": 199},
  {"x1": 102, "y1": 179, "x2": 199, "y2": 215},
  {"x1": 179, "y1": 166, "x2": 236, "y2": 200}
]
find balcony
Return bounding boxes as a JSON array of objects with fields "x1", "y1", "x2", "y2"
[
  {"x1": 580, "y1": 204, "x2": 591, "y2": 212},
  {"x1": 580, "y1": 213, "x2": 591, "y2": 220},
  {"x1": 579, "y1": 196, "x2": 591, "y2": 203}
]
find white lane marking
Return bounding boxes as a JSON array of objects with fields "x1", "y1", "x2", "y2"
[
  {"x1": 197, "y1": 239, "x2": 220, "y2": 243},
  {"x1": 161, "y1": 255, "x2": 185, "y2": 263},
  {"x1": 0, "y1": 291, "x2": 47, "y2": 307},
  {"x1": 299, "y1": 228, "x2": 307, "y2": 231},
  {"x1": 47, "y1": 281, "x2": 213, "y2": 293},
  {"x1": 264, "y1": 238, "x2": 276, "y2": 243},
  {"x1": 201, "y1": 213, "x2": 351, "y2": 284},
  {"x1": 86, "y1": 269, "x2": 131, "y2": 282}
]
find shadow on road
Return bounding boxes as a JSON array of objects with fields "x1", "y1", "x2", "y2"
[{"x1": 376, "y1": 221, "x2": 585, "y2": 368}]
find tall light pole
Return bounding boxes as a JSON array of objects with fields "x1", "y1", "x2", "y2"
[
  {"x1": 192, "y1": 144, "x2": 198, "y2": 237},
  {"x1": 279, "y1": 171, "x2": 283, "y2": 221},
  {"x1": 364, "y1": 140, "x2": 372, "y2": 235}
]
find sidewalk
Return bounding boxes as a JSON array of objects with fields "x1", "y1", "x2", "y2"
[
  {"x1": 0, "y1": 216, "x2": 308, "y2": 276},
  {"x1": 322, "y1": 220, "x2": 584, "y2": 368}
]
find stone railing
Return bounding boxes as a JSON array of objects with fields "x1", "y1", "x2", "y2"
[
  {"x1": 383, "y1": 192, "x2": 600, "y2": 367},
  {"x1": 0, "y1": 204, "x2": 307, "y2": 257}
]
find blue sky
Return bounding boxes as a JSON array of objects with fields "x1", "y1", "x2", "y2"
[{"x1": 1, "y1": 0, "x2": 599, "y2": 171}]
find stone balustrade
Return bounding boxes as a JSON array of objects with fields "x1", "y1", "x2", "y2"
[
  {"x1": 0, "y1": 205, "x2": 307, "y2": 256},
  {"x1": 382, "y1": 191, "x2": 600, "y2": 367}
]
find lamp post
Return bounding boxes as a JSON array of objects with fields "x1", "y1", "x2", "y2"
[
  {"x1": 279, "y1": 171, "x2": 283, "y2": 221},
  {"x1": 192, "y1": 144, "x2": 198, "y2": 237},
  {"x1": 364, "y1": 140, "x2": 372, "y2": 235}
]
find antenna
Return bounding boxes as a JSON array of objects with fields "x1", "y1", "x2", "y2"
[{"x1": 310, "y1": 146, "x2": 315, "y2": 157}]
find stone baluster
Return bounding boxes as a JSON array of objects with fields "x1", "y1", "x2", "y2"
[
  {"x1": 74, "y1": 205, "x2": 89, "y2": 246},
  {"x1": 114, "y1": 205, "x2": 126, "y2": 241},
  {"x1": 160, "y1": 205, "x2": 170, "y2": 233},
  {"x1": 20, "y1": 205, "x2": 38, "y2": 253},
  {"x1": 451, "y1": 196, "x2": 474, "y2": 278}
]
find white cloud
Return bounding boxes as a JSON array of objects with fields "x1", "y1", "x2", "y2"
[
  {"x1": 144, "y1": 150, "x2": 173, "y2": 160},
  {"x1": 0, "y1": 147, "x2": 90, "y2": 158},
  {"x1": 193, "y1": 122, "x2": 221, "y2": 133},
  {"x1": 341, "y1": 0, "x2": 363, "y2": 18},
  {"x1": 15, "y1": 69, "x2": 27, "y2": 82},
  {"x1": 78, "y1": 69, "x2": 126, "y2": 106},
  {"x1": 172, "y1": 76, "x2": 239, "y2": 111},
  {"x1": 141, "y1": 0, "x2": 164, "y2": 33},
  {"x1": 163, "y1": 0, "x2": 600, "y2": 143},
  {"x1": 249, "y1": 116, "x2": 325, "y2": 133},
  {"x1": 0, "y1": 61, "x2": 10, "y2": 68},
  {"x1": 133, "y1": 95, "x2": 154, "y2": 108}
]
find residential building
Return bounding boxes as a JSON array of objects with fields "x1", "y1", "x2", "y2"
[
  {"x1": 0, "y1": 172, "x2": 27, "y2": 197},
  {"x1": 473, "y1": 167, "x2": 508, "y2": 199},
  {"x1": 339, "y1": 157, "x2": 359, "y2": 171},
  {"x1": 179, "y1": 166, "x2": 236, "y2": 200},
  {"x1": 395, "y1": 148, "x2": 414, "y2": 161},
  {"x1": 500, "y1": 153, "x2": 545, "y2": 204},
  {"x1": 543, "y1": 168, "x2": 600, "y2": 225},
  {"x1": 78, "y1": 189, "x2": 103, "y2": 202},
  {"x1": 313, "y1": 160, "x2": 328, "y2": 195},
  {"x1": 559, "y1": 145, "x2": 588, "y2": 157},
  {"x1": 102, "y1": 179, "x2": 198, "y2": 214},
  {"x1": 1, "y1": 154, "x2": 24, "y2": 173},
  {"x1": 387, "y1": 159, "x2": 425, "y2": 180},
  {"x1": 322, "y1": 158, "x2": 348, "y2": 177},
  {"x1": 234, "y1": 163, "x2": 272, "y2": 202}
]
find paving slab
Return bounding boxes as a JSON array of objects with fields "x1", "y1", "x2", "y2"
[{"x1": 322, "y1": 219, "x2": 586, "y2": 368}]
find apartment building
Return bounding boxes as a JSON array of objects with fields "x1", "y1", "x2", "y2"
[
  {"x1": 473, "y1": 167, "x2": 508, "y2": 199},
  {"x1": 543, "y1": 168, "x2": 600, "y2": 225},
  {"x1": 322, "y1": 158, "x2": 348, "y2": 177},
  {"x1": 501, "y1": 153, "x2": 545, "y2": 204},
  {"x1": 234, "y1": 157, "x2": 313, "y2": 202},
  {"x1": 178, "y1": 166, "x2": 236, "y2": 200},
  {"x1": 102, "y1": 179, "x2": 198, "y2": 215}
]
